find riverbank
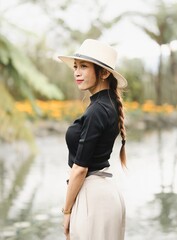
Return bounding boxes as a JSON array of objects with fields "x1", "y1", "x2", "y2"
[{"x1": 31, "y1": 111, "x2": 177, "y2": 137}]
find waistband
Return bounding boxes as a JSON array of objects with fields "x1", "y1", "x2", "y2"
[
  {"x1": 86, "y1": 170, "x2": 113, "y2": 178},
  {"x1": 66, "y1": 168, "x2": 112, "y2": 184}
]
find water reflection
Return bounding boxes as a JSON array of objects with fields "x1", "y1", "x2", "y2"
[
  {"x1": 123, "y1": 127, "x2": 177, "y2": 239},
  {"x1": 0, "y1": 128, "x2": 177, "y2": 239},
  {"x1": 0, "y1": 154, "x2": 35, "y2": 224},
  {"x1": 148, "y1": 127, "x2": 177, "y2": 232}
]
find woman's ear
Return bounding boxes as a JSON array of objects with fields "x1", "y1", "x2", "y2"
[{"x1": 101, "y1": 69, "x2": 111, "y2": 79}]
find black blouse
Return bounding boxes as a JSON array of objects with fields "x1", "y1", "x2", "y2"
[{"x1": 65, "y1": 89, "x2": 120, "y2": 172}]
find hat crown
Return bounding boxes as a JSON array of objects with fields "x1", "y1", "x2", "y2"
[
  {"x1": 75, "y1": 39, "x2": 117, "y2": 70},
  {"x1": 58, "y1": 39, "x2": 128, "y2": 88}
]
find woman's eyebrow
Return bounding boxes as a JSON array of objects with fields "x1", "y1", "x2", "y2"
[{"x1": 74, "y1": 60, "x2": 88, "y2": 64}]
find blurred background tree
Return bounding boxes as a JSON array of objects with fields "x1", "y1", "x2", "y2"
[
  {"x1": 21, "y1": 0, "x2": 177, "y2": 104},
  {"x1": 0, "y1": 2, "x2": 63, "y2": 143},
  {"x1": 0, "y1": 0, "x2": 177, "y2": 143},
  {"x1": 120, "y1": 58, "x2": 145, "y2": 103},
  {"x1": 126, "y1": 0, "x2": 177, "y2": 105},
  {"x1": 21, "y1": 0, "x2": 129, "y2": 100}
]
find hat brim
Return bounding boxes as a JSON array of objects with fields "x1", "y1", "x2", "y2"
[{"x1": 58, "y1": 55, "x2": 127, "y2": 89}]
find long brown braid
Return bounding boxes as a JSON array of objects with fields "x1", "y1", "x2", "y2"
[
  {"x1": 94, "y1": 64, "x2": 127, "y2": 167},
  {"x1": 108, "y1": 74, "x2": 126, "y2": 167}
]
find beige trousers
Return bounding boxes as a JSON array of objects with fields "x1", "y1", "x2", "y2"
[{"x1": 70, "y1": 170, "x2": 126, "y2": 240}]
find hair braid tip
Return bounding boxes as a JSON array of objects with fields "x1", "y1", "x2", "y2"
[{"x1": 122, "y1": 139, "x2": 126, "y2": 146}]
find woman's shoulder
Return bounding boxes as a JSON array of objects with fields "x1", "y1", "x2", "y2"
[
  {"x1": 83, "y1": 101, "x2": 109, "y2": 121},
  {"x1": 87, "y1": 100, "x2": 108, "y2": 113}
]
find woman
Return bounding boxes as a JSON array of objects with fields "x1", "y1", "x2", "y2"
[{"x1": 58, "y1": 39, "x2": 127, "y2": 240}]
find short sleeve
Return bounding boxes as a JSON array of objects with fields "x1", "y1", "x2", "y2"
[{"x1": 74, "y1": 103, "x2": 108, "y2": 167}]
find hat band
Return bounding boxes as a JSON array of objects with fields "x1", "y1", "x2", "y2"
[{"x1": 74, "y1": 53, "x2": 114, "y2": 70}]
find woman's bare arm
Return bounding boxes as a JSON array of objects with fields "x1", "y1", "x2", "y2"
[{"x1": 64, "y1": 163, "x2": 88, "y2": 212}]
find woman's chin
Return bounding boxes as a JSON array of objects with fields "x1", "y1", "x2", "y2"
[{"x1": 77, "y1": 85, "x2": 87, "y2": 91}]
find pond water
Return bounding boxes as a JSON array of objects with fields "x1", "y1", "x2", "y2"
[{"x1": 0, "y1": 126, "x2": 177, "y2": 240}]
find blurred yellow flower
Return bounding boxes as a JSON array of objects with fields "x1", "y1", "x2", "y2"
[{"x1": 15, "y1": 99, "x2": 176, "y2": 121}]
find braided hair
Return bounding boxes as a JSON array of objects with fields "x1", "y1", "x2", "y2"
[
  {"x1": 108, "y1": 74, "x2": 126, "y2": 167},
  {"x1": 94, "y1": 64, "x2": 127, "y2": 167}
]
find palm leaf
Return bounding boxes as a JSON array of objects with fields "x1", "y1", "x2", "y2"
[
  {"x1": 0, "y1": 34, "x2": 64, "y2": 100},
  {"x1": 132, "y1": 22, "x2": 161, "y2": 44}
]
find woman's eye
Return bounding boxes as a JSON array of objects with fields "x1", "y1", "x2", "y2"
[
  {"x1": 81, "y1": 65, "x2": 87, "y2": 68},
  {"x1": 73, "y1": 65, "x2": 77, "y2": 70}
]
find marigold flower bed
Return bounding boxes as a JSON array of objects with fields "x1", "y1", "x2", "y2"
[{"x1": 15, "y1": 100, "x2": 177, "y2": 121}]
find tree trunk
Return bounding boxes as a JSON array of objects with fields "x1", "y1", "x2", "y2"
[
  {"x1": 156, "y1": 50, "x2": 163, "y2": 105},
  {"x1": 169, "y1": 45, "x2": 177, "y2": 105}
]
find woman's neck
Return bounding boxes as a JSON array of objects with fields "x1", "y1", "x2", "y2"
[{"x1": 89, "y1": 81, "x2": 109, "y2": 95}]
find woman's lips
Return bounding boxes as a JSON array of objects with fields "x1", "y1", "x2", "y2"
[{"x1": 76, "y1": 80, "x2": 84, "y2": 84}]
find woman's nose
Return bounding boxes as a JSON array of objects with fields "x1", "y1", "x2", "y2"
[{"x1": 75, "y1": 68, "x2": 81, "y2": 76}]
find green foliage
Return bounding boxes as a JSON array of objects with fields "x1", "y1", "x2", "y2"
[
  {"x1": 120, "y1": 58, "x2": 145, "y2": 103},
  {"x1": 0, "y1": 83, "x2": 35, "y2": 148},
  {"x1": 32, "y1": 56, "x2": 82, "y2": 100},
  {"x1": 0, "y1": 33, "x2": 65, "y2": 144},
  {"x1": 126, "y1": 0, "x2": 177, "y2": 105},
  {"x1": 0, "y1": 34, "x2": 64, "y2": 100}
]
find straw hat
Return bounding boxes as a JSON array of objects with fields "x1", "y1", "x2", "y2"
[{"x1": 58, "y1": 39, "x2": 127, "y2": 88}]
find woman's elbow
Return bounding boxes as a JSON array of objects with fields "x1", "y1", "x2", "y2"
[{"x1": 73, "y1": 164, "x2": 88, "y2": 176}]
